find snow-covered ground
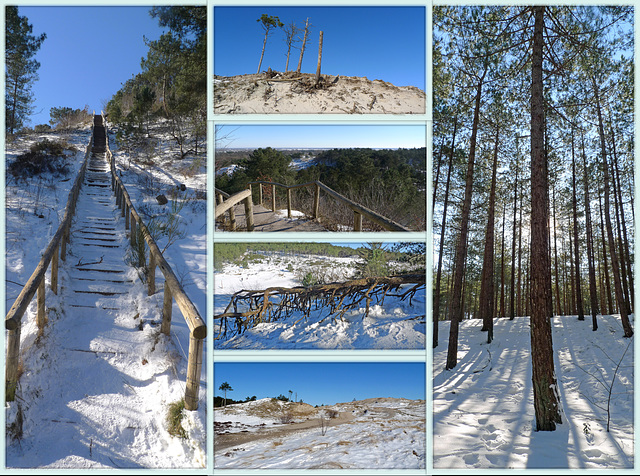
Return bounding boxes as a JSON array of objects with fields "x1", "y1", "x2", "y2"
[
  {"x1": 214, "y1": 253, "x2": 425, "y2": 349},
  {"x1": 214, "y1": 397, "x2": 425, "y2": 469},
  {"x1": 433, "y1": 314, "x2": 634, "y2": 469},
  {"x1": 4, "y1": 125, "x2": 207, "y2": 469}
]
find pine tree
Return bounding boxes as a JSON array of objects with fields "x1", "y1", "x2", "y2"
[{"x1": 5, "y1": 6, "x2": 46, "y2": 135}]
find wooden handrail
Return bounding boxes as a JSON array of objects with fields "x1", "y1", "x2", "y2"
[
  {"x1": 5, "y1": 129, "x2": 95, "y2": 401},
  {"x1": 105, "y1": 128, "x2": 206, "y2": 411},
  {"x1": 214, "y1": 188, "x2": 254, "y2": 231},
  {"x1": 245, "y1": 180, "x2": 410, "y2": 232}
]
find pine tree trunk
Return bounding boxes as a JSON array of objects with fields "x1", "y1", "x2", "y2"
[
  {"x1": 552, "y1": 185, "x2": 562, "y2": 316},
  {"x1": 517, "y1": 188, "x2": 523, "y2": 317},
  {"x1": 510, "y1": 167, "x2": 519, "y2": 320},
  {"x1": 593, "y1": 77, "x2": 633, "y2": 337},
  {"x1": 446, "y1": 67, "x2": 486, "y2": 370},
  {"x1": 598, "y1": 192, "x2": 613, "y2": 314},
  {"x1": 581, "y1": 132, "x2": 599, "y2": 330},
  {"x1": 529, "y1": 6, "x2": 562, "y2": 431},
  {"x1": 571, "y1": 129, "x2": 584, "y2": 320},
  {"x1": 479, "y1": 124, "x2": 499, "y2": 342},
  {"x1": 500, "y1": 203, "x2": 506, "y2": 319},
  {"x1": 434, "y1": 117, "x2": 457, "y2": 348},
  {"x1": 257, "y1": 32, "x2": 268, "y2": 74},
  {"x1": 609, "y1": 125, "x2": 633, "y2": 313}
]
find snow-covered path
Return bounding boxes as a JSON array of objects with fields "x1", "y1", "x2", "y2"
[{"x1": 6, "y1": 148, "x2": 205, "y2": 468}]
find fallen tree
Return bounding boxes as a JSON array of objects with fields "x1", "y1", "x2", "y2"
[{"x1": 214, "y1": 274, "x2": 425, "y2": 340}]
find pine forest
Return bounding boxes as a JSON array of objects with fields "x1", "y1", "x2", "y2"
[{"x1": 432, "y1": 4, "x2": 634, "y2": 459}]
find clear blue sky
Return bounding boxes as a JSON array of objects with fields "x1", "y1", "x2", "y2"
[
  {"x1": 215, "y1": 124, "x2": 426, "y2": 149},
  {"x1": 214, "y1": 6, "x2": 425, "y2": 89},
  {"x1": 17, "y1": 6, "x2": 167, "y2": 127},
  {"x1": 214, "y1": 362, "x2": 425, "y2": 406}
]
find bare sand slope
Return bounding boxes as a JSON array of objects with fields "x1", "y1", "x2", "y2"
[
  {"x1": 214, "y1": 397, "x2": 423, "y2": 453},
  {"x1": 213, "y1": 72, "x2": 426, "y2": 114}
]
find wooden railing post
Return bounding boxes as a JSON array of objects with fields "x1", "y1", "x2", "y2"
[
  {"x1": 130, "y1": 217, "x2": 136, "y2": 247},
  {"x1": 259, "y1": 183, "x2": 263, "y2": 206},
  {"x1": 271, "y1": 184, "x2": 276, "y2": 211},
  {"x1": 216, "y1": 192, "x2": 226, "y2": 227},
  {"x1": 287, "y1": 188, "x2": 292, "y2": 218},
  {"x1": 313, "y1": 183, "x2": 320, "y2": 219},
  {"x1": 51, "y1": 245, "x2": 59, "y2": 295},
  {"x1": 228, "y1": 206, "x2": 237, "y2": 231},
  {"x1": 184, "y1": 334, "x2": 204, "y2": 411},
  {"x1": 244, "y1": 195, "x2": 255, "y2": 231},
  {"x1": 354, "y1": 211, "x2": 363, "y2": 232},
  {"x1": 148, "y1": 252, "x2": 156, "y2": 296},
  {"x1": 37, "y1": 279, "x2": 46, "y2": 333},
  {"x1": 6, "y1": 326, "x2": 21, "y2": 401},
  {"x1": 61, "y1": 226, "x2": 68, "y2": 261},
  {"x1": 161, "y1": 285, "x2": 173, "y2": 336}
]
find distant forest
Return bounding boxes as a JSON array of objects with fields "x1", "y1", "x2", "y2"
[{"x1": 215, "y1": 147, "x2": 426, "y2": 230}]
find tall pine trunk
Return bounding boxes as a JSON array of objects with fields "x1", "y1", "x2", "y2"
[
  {"x1": 446, "y1": 67, "x2": 486, "y2": 370},
  {"x1": 510, "y1": 166, "x2": 519, "y2": 320},
  {"x1": 529, "y1": 6, "x2": 562, "y2": 431},
  {"x1": 571, "y1": 129, "x2": 584, "y2": 320},
  {"x1": 479, "y1": 124, "x2": 500, "y2": 343},
  {"x1": 582, "y1": 133, "x2": 599, "y2": 331},
  {"x1": 592, "y1": 77, "x2": 633, "y2": 337},
  {"x1": 434, "y1": 117, "x2": 457, "y2": 348}
]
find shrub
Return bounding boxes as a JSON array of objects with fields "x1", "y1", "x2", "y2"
[
  {"x1": 8, "y1": 139, "x2": 76, "y2": 178},
  {"x1": 167, "y1": 399, "x2": 188, "y2": 439}
]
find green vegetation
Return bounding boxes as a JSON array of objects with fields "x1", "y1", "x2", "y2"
[
  {"x1": 5, "y1": 6, "x2": 46, "y2": 136},
  {"x1": 49, "y1": 106, "x2": 92, "y2": 130},
  {"x1": 166, "y1": 399, "x2": 188, "y2": 439},
  {"x1": 106, "y1": 6, "x2": 206, "y2": 161},
  {"x1": 215, "y1": 147, "x2": 426, "y2": 230},
  {"x1": 214, "y1": 242, "x2": 362, "y2": 271},
  {"x1": 8, "y1": 139, "x2": 77, "y2": 178}
]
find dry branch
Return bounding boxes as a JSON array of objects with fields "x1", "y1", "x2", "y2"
[{"x1": 214, "y1": 274, "x2": 425, "y2": 340}]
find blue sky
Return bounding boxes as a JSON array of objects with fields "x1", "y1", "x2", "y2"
[
  {"x1": 214, "y1": 362, "x2": 425, "y2": 407},
  {"x1": 16, "y1": 6, "x2": 167, "y2": 127},
  {"x1": 215, "y1": 124, "x2": 426, "y2": 149},
  {"x1": 214, "y1": 6, "x2": 425, "y2": 89}
]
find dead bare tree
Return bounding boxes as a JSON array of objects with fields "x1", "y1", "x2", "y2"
[
  {"x1": 296, "y1": 18, "x2": 311, "y2": 74},
  {"x1": 283, "y1": 21, "x2": 301, "y2": 72}
]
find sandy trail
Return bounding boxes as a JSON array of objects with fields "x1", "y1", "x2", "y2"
[{"x1": 215, "y1": 411, "x2": 356, "y2": 452}]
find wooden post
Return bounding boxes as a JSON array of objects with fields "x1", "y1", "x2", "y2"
[
  {"x1": 130, "y1": 218, "x2": 136, "y2": 247},
  {"x1": 271, "y1": 184, "x2": 276, "y2": 211},
  {"x1": 5, "y1": 326, "x2": 21, "y2": 401},
  {"x1": 313, "y1": 183, "x2": 320, "y2": 219},
  {"x1": 184, "y1": 333, "x2": 204, "y2": 411},
  {"x1": 121, "y1": 199, "x2": 126, "y2": 218},
  {"x1": 216, "y1": 193, "x2": 227, "y2": 227},
  {"x1": 148, "y1": 252, "x2": 156, "y2": 296},
  {"x1": 125, "y1": 205, "x2": 130, "y2": 230},
  {"x1": 244, "y1": 196, "x2": 255, "y2": 231},
  {"x1": 161, "y1": 285, "x2": 173, "y2": 336},
  {"x1": 259, "y1": 184, "x2": 263, "y2": 206},
  {"x1": 61, "y1": 227, "x2": 68, "y2": 261},
  {"x1": 315, "y1": 31, "x2": 324, "y2": 85},
  {"x1": 354, "y1": 211, "x2": 363, "y2": 231},
  {"x1": 228, "y1": 206, "x2": 237, "y2": 231},
  {"x1": 37, "y1": 279, "x2": 46, "y2": 333},
  {"x1": 51, "y1": 245, "x2": 59, "y2": 295},
  {"x1": 287, "y1": 188, "x2": 292, "y2": 218}
]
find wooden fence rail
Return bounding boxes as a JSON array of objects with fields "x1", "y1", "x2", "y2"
[
  {"x1": 246, "y1": 180, "x2": 410, "y2": 232},
  {"x1": 104, "y1": 115, "x2": 206, "y2": 411},
  {"x1": 5, "y1": 127, "x2": 95, "y2": 401},
  {"x1": 214, "y1": 188, "x2": 254, "y2": 231}
]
